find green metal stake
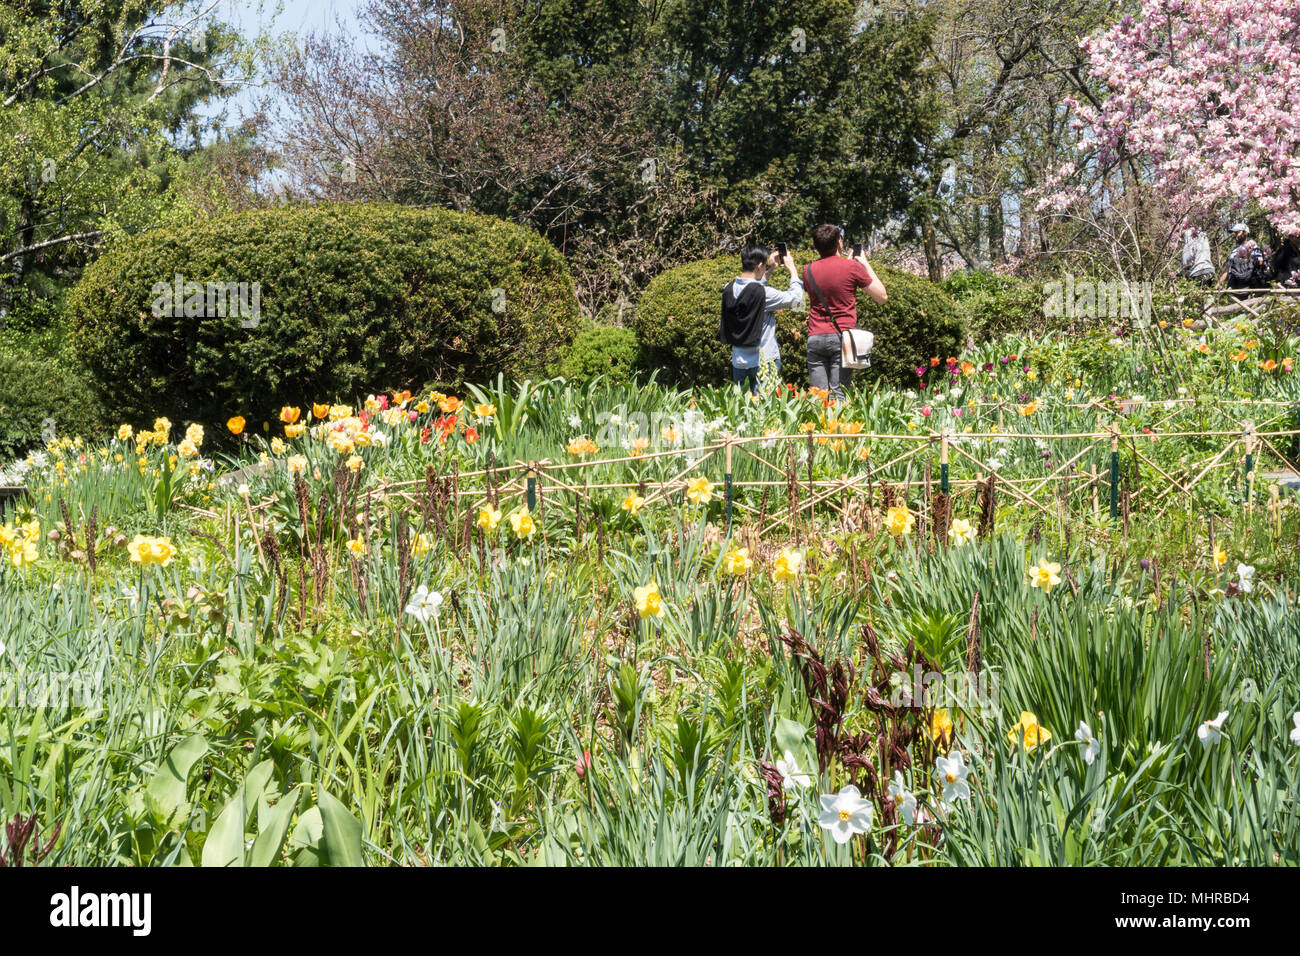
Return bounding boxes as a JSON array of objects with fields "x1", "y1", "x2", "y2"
[
  {"x1": 526, "y1": 467, "x2": 537, "y2": 512},
  {"x1": 724, "y1": 435, "x2": 734, "y2": 532},
  {"x1": 1243, "y1": 422, "x2": 1256, "y2": 513},
  {"x1": 1109, "y1": 424, "x2": 1120, "y2": 520},
  {"x1": 939, "y1": 429, "x2": 950, "y2": 494}
]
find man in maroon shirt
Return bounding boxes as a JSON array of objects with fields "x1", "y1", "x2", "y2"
[{"x1": 802, "y1": 224, "x2": 887, "y2": 401}]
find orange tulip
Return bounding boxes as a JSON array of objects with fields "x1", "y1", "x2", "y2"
[
  {"x1": 313, "y1": 403, "x2": 330, "y2": 419},
  {"x1": 280, "y1": 406, "x2": 301, "y2": 424},
  {"x1": 227, "y1": 416, "x2": 246, "y2": 435}
]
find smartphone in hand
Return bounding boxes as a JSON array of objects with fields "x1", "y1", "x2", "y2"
[
  {"x1": 776, "y1": 242, "x2": 788, "y2": 265},
  {"x1": 852, "y1": 243, "x2": 863, "y2": 258}
]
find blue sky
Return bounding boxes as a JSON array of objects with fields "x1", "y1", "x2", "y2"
[{"x1": 200, "y1": 0, "x2": 369, "y2": 127}]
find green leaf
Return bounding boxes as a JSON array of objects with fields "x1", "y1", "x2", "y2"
[
  {"x1": 146, "y1": 734, "x2": 207, "y2": 823},
  {"x1": 318, "y1": 790, "x2": 365, "y2": 867},
  {"x1": 200, "y1": 760, "x2": 275, "y2": 867}
]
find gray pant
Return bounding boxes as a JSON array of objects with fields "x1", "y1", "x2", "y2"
[{"x1": 807, "y1": 333, "x2": 852, "y2": 401}]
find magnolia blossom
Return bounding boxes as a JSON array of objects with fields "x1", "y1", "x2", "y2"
[
  {"x1": 1198, "y1": 710, "x2": 1229, "y2": 749},
  {"x1": 775, "y1": 750, "x2": 811, "y2": 791},
  {"x1": 935, "y1": 751, "x2": 970, "y2": 802},
  {"x1": 1075, "y1": 720, "x2": 1101, "y2": 766},
  {"x1": 887, "y1": 771, "x2": 918, "y2": 825},
  {"x1": 1047, "y1": 1, "x2": 1300, "y2": 236},
  {"x1": 404, "y1": 585, "x2": 443, "y2": 623},
  {"x1": 818, "y1": 784, "x2": 873, "y2": 844}
]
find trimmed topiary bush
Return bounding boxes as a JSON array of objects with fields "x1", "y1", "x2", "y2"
[
  {"x1": 0, "y1": 345, "x2": 110, "y2": 461},
  {"x1": 69, "y1": 202, "x2": 582, "y2": 428},
  {"x1": 555, "y1": 324, "x2": 641, "y2": 385},
  {"x1": 634, "y1": 254, "x2": 964, "y2": 389}
]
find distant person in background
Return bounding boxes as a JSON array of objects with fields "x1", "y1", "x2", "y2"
[
  {"x1": 802, "y1": 224, "x2": 886, "y2": 402},
  {"x1": 1220, "y1": 222, "x2": 1268, "y2": 297},
  {"x1": 1271, "y1": 233, "x2": 1300, "y2": 288},
  {"x1": 719, "y1": 244, "x2": 803, "y2": 394},
  {"x1": 1177, "y1": 227, "x2": 1215, "y2": 286}
]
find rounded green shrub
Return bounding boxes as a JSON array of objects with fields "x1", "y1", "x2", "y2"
[
  {"x1": 68, "y1": 202, "x2": 582, "y2": 428},
  {"x1": 634, "y1": 254, "x2": 964, "y2": 389},
  {"x1": 942, "y1": 271, "x2": 1045, "y2": 343},
  {"x1": 0, "y1": 346, "x2": 110, "y2": 461},
  {"x1": 556, "y1": 324, "x2": 641, "y2": 385}
]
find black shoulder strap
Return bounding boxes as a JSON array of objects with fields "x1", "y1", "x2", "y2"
[{"x1": 802, "y1": 261, "x2": 843, "y2": 335}]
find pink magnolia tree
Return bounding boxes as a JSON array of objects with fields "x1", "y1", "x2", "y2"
[{"x1": 1054, "y1": 0, "x2": 1300, "y2": 239}]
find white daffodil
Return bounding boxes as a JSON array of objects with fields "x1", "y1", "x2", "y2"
[
  {"x1": 1075, "y1": 720, "x2": 1100, "y2": 766},
  {"x1": 935, "y1": 751, "x2": 971, "y2": 802},
  {"x1": 775, "y1": 750, "x2": 811, "y2": 790},
  {"x1": 122, "y1": 585, "x2": 140, "y2": 608},
  {"x1": 567, "y1": 414, "x2": 582, "y2": 429},
  {"x1": 1289, "y1": 713, "x2": 1300, "y2": 748},
  {"x1": 0, "y1": 639, "x2": 6, "y2": 657},
  {"x1": 818, "y1": 784, "x2": 873, "y2": 844},
  {"x1": 887, "y1": 771, "x2": 918, "y2": 824},
  {"x1": 404, "y1": 584, "x2": 444, "y2": 623},
  {"x1": 1197, "y1": 710, "x2": 1229, "y2": 749},
  {"x1": 1235, "y1": 563, "x2": 1255, "y2": 593}
]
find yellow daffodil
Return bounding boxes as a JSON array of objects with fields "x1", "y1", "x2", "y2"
[
  {"x1": 1028, "y1": 561, "x2": 1062, "y2": 593},
  {"x1": 345, "y1": 454, "x2": 364, "y2": 472},
  {"x1": 411, "y1": 532, "x2": 433, "y2": 557},
  {"x1": 287, "y1": 455, "x2": 308, "y2": 474},
  {"x1": 634, "y1": 582, "x2": 665, "y2": 619},
  {"x1": 117, "y1": 424, "x2": 133, "y2": 441},
  {"x1": 773, "y1": 547, "x2": 803, "y2": 583},
  {"x1": 621, "y1": 493, "x2": 645, "y2": 515},
  {"x1": 885, "y1": 505, "x2": 914, "y2": 537},
  {"x1": 1007, "y1": 711, "x2": 1053, "y2": 751},
  {"x1": 509, "y1": 508, "x2": 535, "y2": 540},
  {"x1": 1213, "y1": 548, "x2": 1227, "y2": 569},
  {"x1": 929, "y1": 708, "x2": 954, "y2": 745},
  {"x1": 722, "y1": 546, "x2": 753, "y2": 576},
  {"x1": 127, "y1": 534, "x2": 176, "y2": 567},
  {"x1": 477, "y1": 505, "x2": 502, "y2": 533},
  {"x1": 346, "y1": 537, "x2": 366, "y2": 556},
  {"x1": 686, "y1": 476, "x2": 714, "y2": 505},
  {"x1": 270, "y1": 437, "x2": 288, "y2": 455},
  {"x1": 949, "y1": 518, "x2": 974, "y2": 546},
  {"x1": 474, "y1": 403, "x2": 496, "y2": 419}
]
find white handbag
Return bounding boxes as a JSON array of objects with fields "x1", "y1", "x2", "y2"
[{"x1": 840, "y1": 328, "x2": 874, "y2": 370}]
